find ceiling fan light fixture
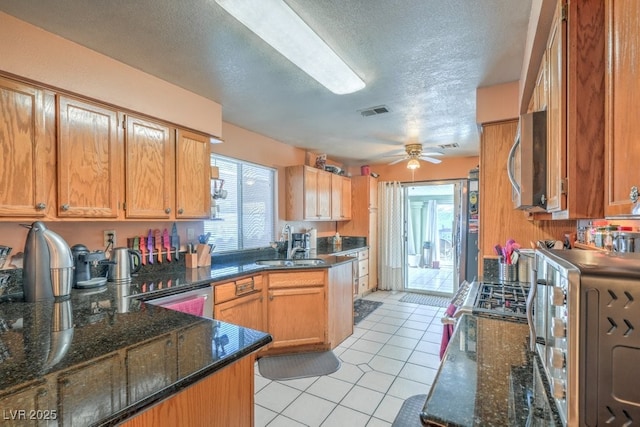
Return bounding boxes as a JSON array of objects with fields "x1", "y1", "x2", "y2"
[
  {"x1": 407, "y1": 158, "x2": 421, "y2": 170},
  {"x1": 215, "y1": 0, "x2": 365, "y2": 95}
]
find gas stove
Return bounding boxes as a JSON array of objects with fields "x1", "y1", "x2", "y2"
[
  {"x1": 442, "y1": 280, "x2": 531, "y2": 325},
  {"x1": 473, "y1": 281, "x2": 530, "y2": 322}
]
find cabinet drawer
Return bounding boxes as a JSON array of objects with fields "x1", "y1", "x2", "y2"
[
  {"x1": 357, "y1": 249, "x2": 369, "y2": 261},
  {"x1": 215, "y1": 275, "x2": 263, "y2": 304},
  {"x1": 268, "y1": 270, "x2": 325, "y2": 289},
  {"x1": 358, "y1": 260, "x2": 369, "y2": 277},
  {"x1": 359, "y1": 274, "x2": 369, "y2": 293}
]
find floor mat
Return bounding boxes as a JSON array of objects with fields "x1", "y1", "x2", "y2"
[
  {"x1": 392, "y1": 394, "x2": 427, "y2": 426},
  {"x1": 353, "y1": 299, "x2": 383, "y2": 325},
  {"x1": 399, "y1": 293, "x2": 450, "y2": 307},
  {"x1": 257, "y1": 351, "x2": 340, "y2": 381}
]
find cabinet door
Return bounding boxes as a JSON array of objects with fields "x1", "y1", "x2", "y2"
[
  {"x1": 175, "y1": 129, "x2": 210, "y2": 218},
  {"x1": 303, "y1": 167, "x2": 319, "y2": 219},
  {"x1": 0, "y1": 77, "x2": 52, "y2": 217},
  {"x1": 126, "y1": 333, "x2": 177, "y2": 404},
  {"x1": 545, "y1": 0, "x2": 567, "y2": 213},
  {"x1": 57, "y1": 353, "x2": 124, "y2": 426},
  {"x1": 214, "y1": 291, "x2": 265, "y2": 332},
  {"x1": 316, "y1": 169, "x2": 332, "y2": 219},
  {"x1": 0, "y1": 380, "x2": 53, "y2": 427},
  {"x1": 57, "y1": 96, "x2": 121, "y2": 218},
  {"x1": 124, "y1": 115, "x2": 174, "y2": 218},
  {"x1": 177, "y1": 321, "x2": 214, "y2": 378},
  {"x1": 605, "y1": 0, "x2": 640, "y2": 216},
  {"x1": 331, "y1": 175, "x2": 352, "y2": 220},
  {"x1": 267, "y1": 286, "x2": 325, "y2": 348}
]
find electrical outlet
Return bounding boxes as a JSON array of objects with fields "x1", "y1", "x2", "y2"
[
  {"x1": 103, "y1": 230, "x2": 116, "y2": 248},
  {"x1": 187, "y1": 228, "x2": 195, "y2": 241}
]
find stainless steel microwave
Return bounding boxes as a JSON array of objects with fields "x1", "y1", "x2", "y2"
[{"x1": 507, "y1": 110, "x2": 547, "y2": 211}]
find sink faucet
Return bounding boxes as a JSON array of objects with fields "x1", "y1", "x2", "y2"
[
  {"x1": 282, "y1": 224, "x2": 293, "y2": 258},
  {"x1": 288, "y1": 246, "x2": 304, "y2": 259}
]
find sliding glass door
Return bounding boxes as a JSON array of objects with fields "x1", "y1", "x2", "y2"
[{"x1": 403, "y1": 181, "x2": 464, "y2": 297}]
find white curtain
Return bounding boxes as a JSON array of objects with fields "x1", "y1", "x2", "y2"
[
  {"x1": 421, "y1": 200, "x2": 440, "y2": 267},
  {"x1": 378, "y1": 181, "x2": 404, "y2": 291}
]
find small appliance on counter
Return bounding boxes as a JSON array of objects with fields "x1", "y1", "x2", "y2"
[
  {"x1": 71, "y1": 244, "x2": 108, "y2": 289},
  {"x1": 108, "y1": 247, "x2": 142, "y2": 283},
  {"x1": 291, "y1": 233, "x2": 310, "y2": 252},
  {"x1": 22, "y1": 221, "x2": 74, "y2": 302}
]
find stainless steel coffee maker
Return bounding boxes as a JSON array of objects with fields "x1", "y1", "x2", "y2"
[{"x1": 22, "y1": 222, "x2": 74, "y2": 302}]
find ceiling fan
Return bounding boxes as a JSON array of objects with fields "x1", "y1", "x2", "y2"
[{"x1": 387, "y1": 143, "x2": 443, "y2": 169}]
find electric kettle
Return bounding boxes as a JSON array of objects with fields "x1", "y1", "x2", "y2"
[
  {"x1": 22, "y1": 221, "x2": 74, "y2": 302},
  {"x1": 108, "y1": 247, "x2": 142, "y2": 283}
]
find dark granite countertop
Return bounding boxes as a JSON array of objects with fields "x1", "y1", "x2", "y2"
[
  {"x1": 0, "y1": 289, "x2": 271, "y2": 426},
  {"x1": 420, "y1": 315, "x2": 562, "y2": 426}
]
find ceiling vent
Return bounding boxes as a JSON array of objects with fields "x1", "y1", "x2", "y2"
[
  {"x1": 359, "y1": 105, "x2": 390, "y2": 117},
  {"x1": 438, "y1": 143, "x2": 460, "y2": 149}
]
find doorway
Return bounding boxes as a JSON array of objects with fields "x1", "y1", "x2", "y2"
[{"x1": 403, "y1": 181, "x2": 463, "y2": 297}]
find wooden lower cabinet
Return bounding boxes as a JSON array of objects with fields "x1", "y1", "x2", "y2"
[
  {"x1": 126, "y1": 334, "x2": 177, "y2": 404},
  {"x1": 0, "y1": 380, "x2": 54, "y2": 427},
  {"x1": 327, "y1": 261, "x2": 354, "y2": 348},
  {"x1": 57, "y1": 353, "x2": 125, "y2": 426},
  {"x1": 215, "y1": 292, "x2": 265, "y2": 332},
  {"x1": 214, "y1": 275, "x2": 266, "y2": 332},
  {"x1": 123, "y1": 355, "x2": 256, "y2": 427},
  {"x1": 266, "y1": 270, "x2": 326, "y2": 349}
]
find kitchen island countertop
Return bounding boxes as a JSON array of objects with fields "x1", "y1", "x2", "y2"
[
  {"x1": 420, "y1": 314, "x2": 563, "y2": 426},
  {"x1": 0, "y1": 291, "x2": 271, "y2": 426}
]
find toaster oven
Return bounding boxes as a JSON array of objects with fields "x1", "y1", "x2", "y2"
[{"x1": 528, "y1": 248, "x2": 640, "y2": 426}]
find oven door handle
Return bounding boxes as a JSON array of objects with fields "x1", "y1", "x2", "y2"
[{"x1": 526, "y1": 280, "x2": 537, "y2": 352}]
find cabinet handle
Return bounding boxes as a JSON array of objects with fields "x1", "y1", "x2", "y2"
[
  {"x1": 165, "y1": 208, "x2": 171, "y2": 214},
  {"x1": 166, "y1": 339, "x2": 173, "y2": 347},
  {"x1": 61, "y1": 204, "x2": 70, "y2": 211},
  {"x1": 178, "y1": 335, "x2": 185, "y2": 343},
  {"x1": 37, "y1": 388, "x2": 48, "y2": 397},
  {"x1": 269, "y1": 292, "x2": 274, "y2": 301},
  {"x1": 260, "y1": 296, "x2": 263, "y2": 302},
  {"x1": 36, "y1": 202, "x2": 46, "y2": 210},
  {"x1": 630, "y1": 186, "x2": 639, "y2": 204},
  {"x1": 178, "y1": 208, "x2": 184, "y2": 214}
]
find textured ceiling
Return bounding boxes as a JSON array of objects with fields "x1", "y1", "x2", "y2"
[{"x1": 0, "y1": 0, "x2": 532, "y2": 166}]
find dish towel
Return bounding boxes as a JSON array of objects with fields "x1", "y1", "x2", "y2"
[
  {"x1": 439, "y1": 303, "x2": 457, "y2": 360},
  {"x1": 164, "y1": 296, "x2": 205, "y2": 317}
]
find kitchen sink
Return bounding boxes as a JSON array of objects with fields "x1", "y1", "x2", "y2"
[{"x1": 255, "y1": 259, "x2": 325, "y2": 267}]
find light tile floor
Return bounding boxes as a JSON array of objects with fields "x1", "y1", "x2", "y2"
[
  {"x1": 406, "y1": 265, "x2": 454, "y2": 294},
  {"x1": 254, "y1": 291, "x2": 446, "y2": 427}
]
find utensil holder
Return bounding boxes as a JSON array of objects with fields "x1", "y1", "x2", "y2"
[
  {"x1": 499, "y1": 262, "x2": 518, "y2": 282},
  {"x1": 185, "y1": 254, "x2": 198, "y2": 269}
]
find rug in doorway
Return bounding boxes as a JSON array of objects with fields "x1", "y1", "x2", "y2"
[
  {"x1": 257, "y1": 351, "x2": 340, "y2": 381},
  {"x1": 399, "y1": 293, "x2": 450, "y2": 308},
  {"x1": 354, "y1": 299, "x2": 383, "y2": 325},
  {"x1": 391, "y1": 394, "x2": 427, "y2": 427}
]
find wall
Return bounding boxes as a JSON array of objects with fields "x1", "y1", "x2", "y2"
[
  {"x1": 0, "y1": 12, "x2": 222, "y2": 137},
  {"x1": 476, "y1": 81, "x2": 520, "y2": 124},
  {"x1": 362, "y1": 156, "x2": 479, "y2": 183}
]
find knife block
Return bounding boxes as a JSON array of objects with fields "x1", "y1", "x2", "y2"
[
  {"x1": 196, "y1": 244, "x2": 211, "y2": 267},
  {"x1": 185, "y1": 253, "x2": 198, "y2": 269}
]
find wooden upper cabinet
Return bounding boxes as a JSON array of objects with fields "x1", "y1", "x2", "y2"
[
  {"x1": 605, "y1": 0, "x2": 640, "y2": 217},
  {"x1": 331, "y1": 174, "x2": 352, "y2": 220},
  {"x1": 545, "y1": 1, "x2": 566, "y2": 213},
  {"x1": 0, "y1": 77, "x2": 54, "y2": 217},
  {"x1": 532, "y1": 0, "x2": 604, "y2": 219},
  {"x1": 57, "y1": 96, "x2": 121, "y2": 218},
  {"x1": 286, "y1": 165, "x2": 333, "y2": 221},
  {"x1": 175, "y1": 129, "x2": 210, "y2": 218},
  {"x1": 124, "y1": 115, "x2": 174, "y2": 218}
]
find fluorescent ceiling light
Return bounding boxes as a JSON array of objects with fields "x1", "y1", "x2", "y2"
[{"x1": 215, "y1": 0, "x2": 365, "y2": 95}]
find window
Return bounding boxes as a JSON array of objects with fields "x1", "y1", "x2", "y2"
[{"x1": 204, "y1": 155, "x2": 276, "y2": 252}]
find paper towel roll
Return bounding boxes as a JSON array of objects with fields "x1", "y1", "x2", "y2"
[{"x1": 308, "y1": 228, "x2": 317, "y2": 250}]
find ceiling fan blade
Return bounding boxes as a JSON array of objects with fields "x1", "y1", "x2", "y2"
[
  {"x1": 421, "y1": 156, "x2": 442, "y2": 164},
  {"x1": 388, "y1": 156, "x2": 408, "y2": 165}
]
